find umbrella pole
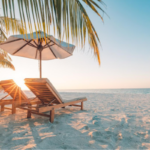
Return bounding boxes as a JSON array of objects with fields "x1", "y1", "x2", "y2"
[{"x1": 40, "y1": 51, "x2": 42, "y2": 78}]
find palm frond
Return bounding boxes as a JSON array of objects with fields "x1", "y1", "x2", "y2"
[
  {"x1": 0, "y1": 57, "x2": 15, "y2": 70},
  {"x1": 0, "y1": 49, "x2": 15, "y2": 70},
  {"x1": 0, "y1": 28, "x2": 7, "y2": 42},
  {"x1": 1, "y1": 0, "x2": 107, "y2": 64},
  {"x1": 0, "y1": 16, "x2": 25, "y2": 35},
  {"x1": 0, "y1": 48, "x2": 12, "y2": 61}
]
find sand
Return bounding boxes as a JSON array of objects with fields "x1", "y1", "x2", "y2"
[{"x1": 0, "y1": 91, "x2": 150, "y2": 149}]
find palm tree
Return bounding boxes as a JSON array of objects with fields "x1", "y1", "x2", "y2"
[
  {"x1": 0, "y1": 16, "x2": 25, "y2": 70},
  {"x1": 1, "y1": 0, "x2": 107, "y2": 64}
]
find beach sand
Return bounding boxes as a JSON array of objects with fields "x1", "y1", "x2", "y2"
[{"x1": 0, "y1": 91, "x2": 150, "y2": 149}]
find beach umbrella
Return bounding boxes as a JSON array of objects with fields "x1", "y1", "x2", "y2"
[{"x1": 0, "y1": 31, "x2": 75, "y2": 78}]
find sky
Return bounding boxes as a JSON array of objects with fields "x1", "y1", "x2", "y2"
[{"x1": 0, "y1": 0, "x2": 150, "y2": 90}]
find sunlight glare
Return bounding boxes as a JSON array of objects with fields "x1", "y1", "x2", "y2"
[{"x1": 13, "y1": 74, "x2": 27, "y2": 90}]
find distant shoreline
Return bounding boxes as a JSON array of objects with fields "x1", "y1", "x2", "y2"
[{"x1": 1, "y1": 88, "x2": 150, "y2": 95}]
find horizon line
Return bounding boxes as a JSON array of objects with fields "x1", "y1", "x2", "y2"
[{"x1": 21, "y1": 87, "x2": 150, "y2": 91}]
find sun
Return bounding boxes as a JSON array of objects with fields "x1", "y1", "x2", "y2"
[{"x1": 12, "y1": 74, "x2": 27, "y2": 90}]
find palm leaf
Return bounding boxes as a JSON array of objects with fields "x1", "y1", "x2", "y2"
[
  {"x1": 0, "y1": 48, "x2": 15, "y2": 70},
  {"x1": 0, "y1": 12, "x2": 24, "y2": 71},
  {"x1": 1, "y1": 0, "x2": 107, "y2": 64},
  {"x1": 0, "y1": 57, "x2": 15, "y2": 70},
  {"x1": 0, "y1": 48, "x2": 12, "y2": 61},
  {"x1": 0, "y1": 16, "x2": 25, "y2": 34}
]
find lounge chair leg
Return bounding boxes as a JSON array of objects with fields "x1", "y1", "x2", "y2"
[
  {"x1": 81, "y1": 102, "x2": 83, "y2": 110},
  {"x1": 1, "y1": 104, "x2": 4, "y2": 112},
  {"x1": 27, "y1": 110, "x2": 31, "y2": 118},
  {"x1": 50, "y1": 109, "x2": 54, "y2": 123},
  {"x1": 12, "y1": 102, "x2": 16, "y2": 114}
]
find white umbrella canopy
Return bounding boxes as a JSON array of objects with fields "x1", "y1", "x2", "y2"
[{"x1": 0, "y1": 31, "x2": 75, "y2": 78}]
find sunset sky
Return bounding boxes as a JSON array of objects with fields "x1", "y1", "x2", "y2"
[{"x1": 0, "y1": 0, "x2": 150, "y2": 90}]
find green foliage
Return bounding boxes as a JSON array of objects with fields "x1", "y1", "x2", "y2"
[{"x1": 1, "y1": 0, "x2": 107, "y2": 64}]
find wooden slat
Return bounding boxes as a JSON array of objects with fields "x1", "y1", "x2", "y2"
[
  {"x1": 17, "y1": 106, "x2": 36, "y2": 111},
  {"x1": 30, "y1": 100, "x2": 41, "y2": 105},
  {"x1": 18, "y1": 106, "x2": 50, "y2": 118},
  {"x1": 0, "y1": 100, "x2": 13, "y2": 105},
  {"x1": 39, "y1": 98, "x2": 87, "y2": 113},
  {"x1": 0, "y1": 80, "x2": 28, "y2": 102},
  {"x1": 25, "y1": 81, "x2": 61, "y2": 105},
  {"x1": 0, "y1": 99, "x2": 40, "y2": 111},
  {"x1": 70, "y1": 104, "x2": 81, "y2": 107},
  {"x1": 4, "y1": 107, "x2": 12, "y2": 110},
  {"x1": 25, "y1": 83, "x2": 46, "y2": 85},
  {"x1": 27, "y1": 86, "x2": 48, "y2": 89},
  {"x1": 31, "y1": 111, "x2": 50, "y2": 118},
  {"x1": 45, "y1": 83, "x2": 62, "y2": 104},
  {"x1": 27, "y1": 88, "x2": 51, "y2": 91},
  {"x1": 0, "y1": 99, "x2": 14, "y2": 102},
  {"x1": 35, "y1": 94, "x2": 55, "y2": 96}
]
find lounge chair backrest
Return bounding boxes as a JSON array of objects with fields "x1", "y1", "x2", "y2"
[
  {"x1": 24, "y1": 78, "x2": 63, "y2": 105},
  {"x1": 0, "y1": 79, "x2": 28, "y2": 101}
]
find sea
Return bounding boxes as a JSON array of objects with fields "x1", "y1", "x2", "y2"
[
  {"x1": 0, "y1": 88, "x2": 150, "y2": 99},
  {"x1": 58, "y1": 88, "x2": 150, "y2": 94}
]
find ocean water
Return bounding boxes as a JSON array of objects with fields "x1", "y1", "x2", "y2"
[
  {"x1": 58, "y1": 88, "x2": 150, "y2": 95},
  {"x1": 0, "y1": 88, "x2": 150, "y2": 99}
]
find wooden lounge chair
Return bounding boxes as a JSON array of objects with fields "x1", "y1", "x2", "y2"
[
  {"x1": 0, "y1": 79, "x2": 40, "y2": 114},
  {"x1": 23, "y1": 78, "x2": 87, "y2": 123}
]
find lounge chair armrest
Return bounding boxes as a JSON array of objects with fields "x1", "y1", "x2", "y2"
[{"x1": 62, "y1": 97, "x2": 87, "y2": 103}]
